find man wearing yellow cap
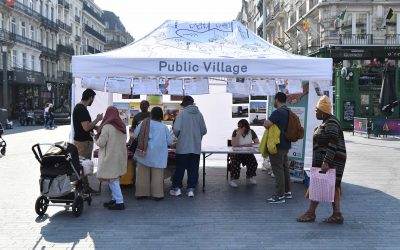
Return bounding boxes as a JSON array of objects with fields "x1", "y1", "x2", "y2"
[{"x1": 297, "y1": 95, "x2": 347, "y2": 224}]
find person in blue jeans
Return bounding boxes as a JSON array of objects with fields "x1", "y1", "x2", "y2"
[{"x1": 170, "y1": 96, "x2": 207, "y2": 198}]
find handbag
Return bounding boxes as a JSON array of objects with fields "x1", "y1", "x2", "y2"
[
  {"x1": 129, "y1": 138, "x2": 138, "y2": 154},
  {"x1": 39, "y1": 174, "x2": 72, "y2": 198},
  {"x1": 309, "y1": 167, "x2": 336, "y2": 202}
]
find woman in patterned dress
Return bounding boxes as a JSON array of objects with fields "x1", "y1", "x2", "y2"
[{"x1": 297, "y1": 95, "x2": 347, "y2": 224}]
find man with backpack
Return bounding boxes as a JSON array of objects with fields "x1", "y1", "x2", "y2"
[{"x1": 264, "y1": 92, "x2": 303, "y2": 204}]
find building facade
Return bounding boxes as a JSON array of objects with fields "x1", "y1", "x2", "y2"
[
  {"x1": 102, "y1": 10, "x2": 133, "y2": 52},
  {"x1": 0, "y1": 0, "x2": 133, "y2": 119},
  {"x1": 238, "y1": 0, "x2": 400, "y2": 128}
]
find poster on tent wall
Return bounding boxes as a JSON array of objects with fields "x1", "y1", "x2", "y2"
[
  {"x1": 163, "y1": 103, "x2": 180, "y2": 125},
  {"x1": 129, "y1": 102, "x2": 140, "y2": 126},
  {"x1": 81, "y1": 76, "x2": 107, "y2": 91},
  {"x1": 113, "y1": 102, "x2": 130, "y2": 126}
]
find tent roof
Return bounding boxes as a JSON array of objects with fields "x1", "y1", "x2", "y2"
[{"x1": 72, "y1": 20, "x2": 332, "y2": 80}]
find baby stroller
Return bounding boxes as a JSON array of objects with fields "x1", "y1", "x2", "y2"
[{"x1": 32, "y1": 142, "x2": 92, "y2": 217}]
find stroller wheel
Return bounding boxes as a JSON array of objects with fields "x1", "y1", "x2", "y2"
[
  {"x1": 72, "y1": 196, "x2": 84, "y2": 217},
  {"x1": 35, "y1": 196, "x2": 49, "y2": 216}
]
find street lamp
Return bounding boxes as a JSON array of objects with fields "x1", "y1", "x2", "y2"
[
  {"x1": 2, "y1": 46, "x2": 7, "y2": 111},
  {"x1": 46, "y1": 82, "x2": 53, "y2": 104}
]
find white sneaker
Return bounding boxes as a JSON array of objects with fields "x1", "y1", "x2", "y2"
[
  {"x1": 169, "y1": 188, "x2": 181, "y2": 196},
  {"x1": 187, "y1": 188, "x2": 195, "y2": 198},
  {"x1": 271, "y1": 172, "x2": 275, "y2": 178},
  {"x1": 246, "y1": 177, "x2": 257, "y2": 185},
  {"x1": 229, "y1": 179, "x2": 238, "y2": 188}
]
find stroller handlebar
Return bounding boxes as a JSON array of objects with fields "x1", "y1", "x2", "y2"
[{"x1": 31, "y1": 143, "x2": 68, "y2": 164}]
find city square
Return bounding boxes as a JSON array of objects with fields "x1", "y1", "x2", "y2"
[{"x1": 1, "y1": 0, "x2": 400, "y2": 249}]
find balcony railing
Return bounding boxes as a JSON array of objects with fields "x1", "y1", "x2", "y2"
[
  {"x1": 273, "y1": 2, "x2": 283, "y2": 16},
  {"x1": 13, "y1": 67, "x2": 44, "y2": 78},
  {"x1": 13, "y1": 1, "x2": 41, "y2": 20},
  {"x1": 107, "y1": 40, "x2": 126, "y2": 47},
  {"x1": 75, "y1": 35, "x2": 81, "y2": 42},
  {"x1": 41, "y1": 46, "x2": 57, "y2": 60},
  {"x1": 84, "y1": 24, "x2": 106, "y2": 43},
  {"x1": 83, "y1": 2, "x2": 104, "y2": 24},
  {"x1": 58, "y1": 0, "x2": 69, "y2": 9},
  {"x1": 340, "y1": 34, "x2": 373, "y2": 45},
  {"x1": 58, "y1": 71, "x2": 72, "y2": 82},
  {"x1": 41, "y1": 17, "x2": 59, "y2": 32},
  {"x1": 75, "y1": 15, "x2": 81, "y2": 23},
  {"x1": 57, "y1": 44, "x2": 74, "y2": 56},
  {"x1": 299, "y1": 2, "x2": 307, "y2": 19},
  {"x1": 0, "y1": 28, "x2": 13, "y2": 43},
  {"x1": 10, "y1": 32, "x2": 42, "y2": 50},
  {"x1": 309, "y1": 0, "x2": 319, "y2": 10},
  {"x1": 57, "y1": 20, "x2": 72, "y2": 33},
  {"x1": 385, "y1": 34, "x2": 400, "y2": 45},
  {"x1": 86, "y1": 45, "x2": 95, "y2": 54}
]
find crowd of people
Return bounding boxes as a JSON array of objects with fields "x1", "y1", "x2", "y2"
[{"x1": 72, "y1": 88, "x2": 347, "y2": 224}]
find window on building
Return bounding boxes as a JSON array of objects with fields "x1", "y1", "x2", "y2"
[
  {"x1": 51, "y1": 7, "x2": 54, "y2": 21},
  {"x1": 45, "y1": 4, "x2": 49, "y2": 18},
  {"x1": 30, "y1": 26, "x2": 35, "y2": 40},
  {"x1": 21, "y1": 22, "x2": 26, "y2": 37},
  {"x1": 11, "y1": 18, "x2": 16, "y2": 33},
  {"x1": 29, "y1": 0, "x2": 33, "y2": 9},
  {"x1": 22, "y1": 53, "x2": 27, "y2": 69},
  {"x1": 12, "y1": 50, "x2": 17, "y2": 68},
  {"x1": 51, "y1": 34, "x2": 55, "y2": 49},
  {"x1": 31, "y1": 55, "x2": 35, "y2": 71},
  {"x1": 0, "y1": 13, "x2": 3, "y2": 29},
  {"x1": 47, "y1": 61, "x2": 51, "y2": 76}
]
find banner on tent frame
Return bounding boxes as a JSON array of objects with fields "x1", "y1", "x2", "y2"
[
  {"x1": 184, "y1": 78, "x2": 209, "y2": 95},
  {"x1": 113, "y1": 102, "x2": 131, "y2": 126}
]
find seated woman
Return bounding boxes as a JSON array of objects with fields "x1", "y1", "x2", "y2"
[
  {"x1": 229, "y1": 119, "x2": 260, "y2": 188},
  {"x1": 134, "y1": 107, "x2": 173, "y2": 200}
]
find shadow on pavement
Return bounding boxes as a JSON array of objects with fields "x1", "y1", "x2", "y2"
[{"x1": 34, "y1": 167, "x2": 400, "y2": 249}]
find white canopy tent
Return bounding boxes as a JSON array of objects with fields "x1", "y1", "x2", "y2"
[
  {"x1": 71, "y1": 20, "x2": 333, "y2": 169},
  {"x1": 72, "y1": 20, "x2": 331, "y2": 79}
]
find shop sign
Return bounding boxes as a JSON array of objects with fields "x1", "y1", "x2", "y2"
[{"x1": 11, "y1": 69, "x2": 44, "y2": 85}]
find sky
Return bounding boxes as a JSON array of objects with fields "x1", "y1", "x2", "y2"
[{"x1": 94, "y1": 0, "x2": 242, "y2": 40}]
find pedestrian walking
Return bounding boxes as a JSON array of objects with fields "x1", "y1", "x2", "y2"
[{"x1": 297, "y1": 95, "x2": 347, "y2": 224}]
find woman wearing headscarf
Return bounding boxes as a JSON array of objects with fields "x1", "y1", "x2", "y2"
[
  {"x1": 94, "y1": 106, "x2": 127, "y2": 210},
  {"x1": 134, "y1": 107, "x2": 173, "y2": 200},
  {"x1": 297, "y1": 95, "x2": 347, "y2": 224}
]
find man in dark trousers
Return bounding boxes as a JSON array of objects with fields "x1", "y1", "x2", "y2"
[
  {"x1": 263, "y1": 92, "x2": 292, "y2": 204},
  {"x1": 73, "y1": 89, "x2": 103, "y2": 194},
  {"x1": 170, "y1": 96, "x2": 207, "y2": 198}
]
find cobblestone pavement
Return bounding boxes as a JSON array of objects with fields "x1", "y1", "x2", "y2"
[{"x1": 0, "y1": 125, "x2": 399, "y2": 249}]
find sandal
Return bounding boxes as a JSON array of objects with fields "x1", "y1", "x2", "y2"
[
  {"x1": 323, "y1": 212, "x2": 344, "y2": 224},
  {"x1": 296, "y1": 211, "x2": 316, "y2": 223}
]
